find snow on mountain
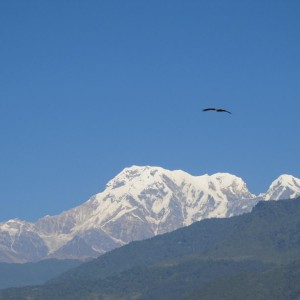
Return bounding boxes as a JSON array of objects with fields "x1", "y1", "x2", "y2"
[
  {"x1": 0, "y1": 166, "x2": 299, "y2": 263},
  {"x1": 0, "y1": 219, "x2": 48, "y2": 262},
  {"x1": 261, "y1": 174, "x2": 300, "y2": 200}
]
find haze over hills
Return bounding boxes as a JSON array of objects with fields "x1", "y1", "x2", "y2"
[
  {"x1": 0, "y1": 259, "x2": 81, "y2": 290},
  {"x1": 1, "y1": 166, "x2": 300, "y2": 263}
]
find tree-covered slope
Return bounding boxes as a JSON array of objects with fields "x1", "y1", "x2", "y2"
[{"x1": 188, "y1": 259, "x2": 300, "y2": 300}]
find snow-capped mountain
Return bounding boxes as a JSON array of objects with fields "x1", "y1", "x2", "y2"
[
  {"x1": 0, "y1": 166, "x2": 299, "y2": 263},
  {"x1": 260, "y1": 174, "x2": 300, "y2": 201}
]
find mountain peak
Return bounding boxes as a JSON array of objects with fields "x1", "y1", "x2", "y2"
[
  {"x1": 272, "y1": 174, "x2": 300, "y2": 186},
  {"x1": 106, "y1": 165, "x2": 160, "y2": 188},
  {"x1": 105, "y1": 165, "x2": 189, "y2": 192},
  {"x1": 211, "y1": 172, "x2": 246, "y2": 186},
  {"x1": 263, "y1": 174, "x2": 300, "y2": 200}
]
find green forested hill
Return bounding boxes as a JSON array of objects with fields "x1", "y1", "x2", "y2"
[
  {"x1": 1, "y1": 198, "x2": 300, "y2": 300},
  {"x1": 188, "y1": 259, "x2": 300, "y2": 300}
]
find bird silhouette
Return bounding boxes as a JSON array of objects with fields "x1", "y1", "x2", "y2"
[{"x1": 202, "y1": 108, "x2": 232, "y2": 114}]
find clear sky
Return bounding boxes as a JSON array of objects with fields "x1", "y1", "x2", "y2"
[{"x1": 1, "y1": 0, "x2": 299, "y2": 221}]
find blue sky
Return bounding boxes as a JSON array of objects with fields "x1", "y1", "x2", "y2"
[{"x1": 1, "y1": 0, "x2": 299, "y2": 221}]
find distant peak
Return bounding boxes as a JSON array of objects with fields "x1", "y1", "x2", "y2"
[
  {"x1": 270, "y1": 174, "x2": 300, "y2": 188},
  {"x1": 263, "y1": 174, "x2": 300, "y2": 201},
  {"x1": 121, "y1": 165, "x2": 163, "y2": 175},
  {"x1": 279, "y1": 174, "x2": 298, "y2": 181},
  {"x1": 211, "y1": 172, "x2": 242, "y2": 179},
  {"x1": 122, "y1": 165, "x2": 166, "y2": 176},
  {"x1": 105, "y1": 165, "x2": 165, "y2": 190},
  {"x1": 6, "y1": 218, "x2": 25, "y2": 224}
]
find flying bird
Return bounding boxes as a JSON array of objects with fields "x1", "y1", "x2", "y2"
[{"x1": 202, "y1": 108, "x2": 232, "y2": 114}]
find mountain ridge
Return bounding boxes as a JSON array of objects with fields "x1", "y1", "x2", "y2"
[
  {"x1": 2, "y1": 197, "x2": 300, "y2": 299},
  {"x1": 1, "y1": 165, "x2": 300, "y2": 263}
]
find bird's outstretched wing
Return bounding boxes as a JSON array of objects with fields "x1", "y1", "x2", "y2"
[
  {"x1": 216, "y1": 109, "x2": 231, "y2": 114},
  {"x1": 202, "y1": 108, "x2": 217, "y2": 112},
  {"x1": 202, "y1": 107, "x2": 231, "y2": 114}
]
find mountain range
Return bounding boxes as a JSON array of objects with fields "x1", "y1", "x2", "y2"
[
  {"x1": 2, "y1": 197, "x2": 300, "y2": 299},
  {"x1": 1, "y1": 166, "x2": 300, "y2": 263}
]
